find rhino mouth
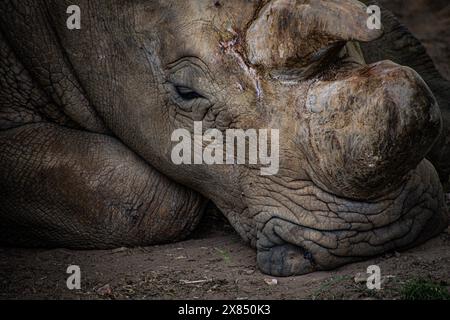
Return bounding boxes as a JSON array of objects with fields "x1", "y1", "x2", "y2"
[{"x1": 254, "y1": 159, "x2": 448, "y2": 276}]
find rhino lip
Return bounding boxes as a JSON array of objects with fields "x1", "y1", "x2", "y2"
[{"x1": 254, "y1": 160, "x2": 448, "y2": 276}]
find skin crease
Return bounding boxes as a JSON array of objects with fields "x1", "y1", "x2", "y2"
[{"x1": 0, "y1": 0, "x2": 448, "y2": 276}]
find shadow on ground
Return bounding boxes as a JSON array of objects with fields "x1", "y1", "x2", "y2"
[{"x1": 1, "y1": 203, "x2": 449, "y2": 300}]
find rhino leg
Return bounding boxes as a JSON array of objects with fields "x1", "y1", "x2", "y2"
[
  {"x1": 0, "y1": 123, "x2": 207, "y2": 248},
  {"x1": 0, "y1": 29, "x2": 206, "y2": 249}
]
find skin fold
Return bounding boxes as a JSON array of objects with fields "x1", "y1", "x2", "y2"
[{"x1": 0, "y1": 0, "x2": 449, "y2": 276}]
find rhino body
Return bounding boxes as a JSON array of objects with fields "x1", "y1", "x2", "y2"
[{"x1": 0, "y1": 0, "x2": 449, "y2": 276}]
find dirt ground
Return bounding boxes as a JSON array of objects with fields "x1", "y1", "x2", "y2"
[
  {"x1": 0, "y1": 209, "x2": 449, "y2": 300},
  {"x1": 1, "y1": 1, "x2": 450, "y2": 300}
]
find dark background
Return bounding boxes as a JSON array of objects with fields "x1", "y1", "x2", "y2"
[{"x1": 379, "y1": 0, "x2": 450, "y2": 80}]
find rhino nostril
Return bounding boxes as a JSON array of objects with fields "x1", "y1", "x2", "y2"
[
  {"x1": 256, "y1": 221, "x2": 318, "y2": 276},
  {"x1": 257, "y1": 243, "x2": 316, "y2": 277}
]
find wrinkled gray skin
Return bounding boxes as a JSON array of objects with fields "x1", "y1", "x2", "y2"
[{"x1": 0, "y1": 0, "x2": 449, "y2": 276}]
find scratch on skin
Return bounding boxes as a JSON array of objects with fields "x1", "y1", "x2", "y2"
[{"x1": 219, "y1": 29, "x2": 263, "y2": 99}]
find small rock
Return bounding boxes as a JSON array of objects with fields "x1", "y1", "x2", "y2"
[
  {"x1": 111, "y1": 247, "x2": 127, "y2": 253},
  {"x1": 180, "y1": 279, "x2": 211, "y2": 284},
  {"x1": 264, "y1": 278, "x2": 278, "y2": 286},
  {"x1": 354, "y1": 272, "x2": 368, "y2": 284},
  {"x1": 96, "y1": 284, "x2": 112, "y2": 296},
  {"x1": 243, "y1": 268, "x2": 255, "y2": 275},
  {"x1": 381, "y1": 275, "x2": 396, "y2": 285},
  {"x1": 394, "y1": 252, "x2": 401, "y2": 258}
]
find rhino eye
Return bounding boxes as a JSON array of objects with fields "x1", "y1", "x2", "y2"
[
  {"x1": 175, "y1": 85, "x2": 204, "y2": 101},
  {"x1": 166, "y1": 58, "x2": 213, "y2": 112},
  {"x1": 169, "y1": 83, "x2": 212, "y2": 113}
]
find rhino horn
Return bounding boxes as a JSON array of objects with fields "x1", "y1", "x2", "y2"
[{"x1": 246, "y1": 0, "x2": 383, "y2": 69}]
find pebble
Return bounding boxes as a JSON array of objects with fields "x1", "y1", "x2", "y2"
[
  {"x1": 243, "y1": 268, "x2": 255, "y2": 275},
  {"x1": 96, "y1": 284, "x2": 112, "y2": 296},
  {"x1": 264, "y1": 278, "x2": 278, "y2": 286},
  {"x1": 354, "y1": 272, "x2": 368, "y2": 284},
  {"x1": 111, "y1": 247, "x2": 127, "y2": 253}
]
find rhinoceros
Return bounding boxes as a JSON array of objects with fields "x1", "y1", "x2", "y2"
[{"x1": 0, "y1": 0, "x2": 449, "y2": 276}]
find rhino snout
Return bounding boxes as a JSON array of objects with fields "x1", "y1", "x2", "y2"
[{"x1": 301, "y1": 60, "x2": 442, "y2": 200}]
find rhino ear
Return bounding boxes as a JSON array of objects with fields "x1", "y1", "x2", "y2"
[{"x1": 359, "y1": 1, "x2": 450, "y2": 183}]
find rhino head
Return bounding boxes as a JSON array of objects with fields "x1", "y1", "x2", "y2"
[{"x1": 0, "y1": 0, "x2": 448, "y2": 276}]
